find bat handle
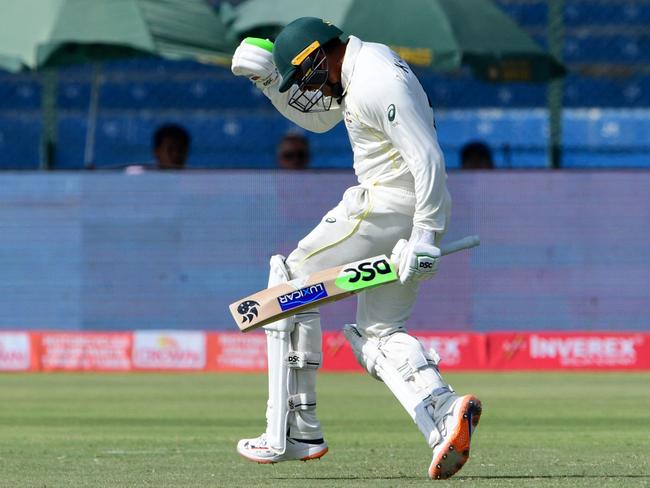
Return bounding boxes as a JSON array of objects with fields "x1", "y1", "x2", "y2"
[
  {"x1": 439, "y1": 235, "x2": 480, "y2": 256},
  {"x1": 390, "y1": 235, "x2": 479, "y2": 268}
]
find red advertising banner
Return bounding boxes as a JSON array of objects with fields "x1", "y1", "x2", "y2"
[
  {"x1": 132, "y1": 331, "x2": 206, "y2": 370},
  {"x1": 322, "y1": 331, "x2": 359, "y2": 371},
  {"x1": 1, "y1": 330, "x2": 649, "y2": 372},
  {"x1": 487, "y1": 332, "x2": 650, "y2": 370},
  {"x1": 206, "y1": 332, "x2": 267, "y2": 371},
  {"x1": 205, "y1": 332, "x2": 488, "y2": 372},
  {"x1": 0, "y1": 332, "x2": 36, "y2": 371},
  {"x1": 40, "y1": 332, "x2": 132, "y2": 371},
  {"x1": 415, "y1": 333, "x2": 488, "y2": 370},
  {"x1": 322, "y1": 332, "x2": 487, "y2": 371}
]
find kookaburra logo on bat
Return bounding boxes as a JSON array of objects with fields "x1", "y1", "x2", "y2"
[{"x1": 237, "y1": 300, "x2": 260, "y2": 323}]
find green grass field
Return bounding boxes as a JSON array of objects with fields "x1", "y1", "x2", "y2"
[{"x1": 0, "y1": 372, "x2": 648, "y2": 487}]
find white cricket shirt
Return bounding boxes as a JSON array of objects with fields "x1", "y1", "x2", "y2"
[{"x1": 264, "y1": 35, "x2": 451, "y2": 233}]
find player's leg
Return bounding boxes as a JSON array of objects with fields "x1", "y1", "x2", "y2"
[
  {"x1": 348, "y1": 282, "x2": 482, "y2": 479},
  {"x1": 342, "y1": 189, "x2": 482, "y2": 480},
  {"x1": 237, "y1": 256, "x2": 327, "y2": 464},
  {"x1": 238, "y1": 185, "x2": 379, "y2": 463},
  {"x1": 260, "y1": 187, "x2": 414, "y2": 447},
  {"x1": 236, "y1": 313, "x2": 327, "y2": 463}
]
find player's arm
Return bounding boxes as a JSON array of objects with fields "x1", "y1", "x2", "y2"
[
  {"x1": 231, "y1": 38, "x2": 342, "y2": 133},
  {"x1": 366, "y1": 70, "x2": 449, "y2": 283},
  {"x1": 373, "y1": 77, "x2": 448, "y2": 234},
  {"x1": 263, "y1": 85, "x2": 343, "y2": 133}
]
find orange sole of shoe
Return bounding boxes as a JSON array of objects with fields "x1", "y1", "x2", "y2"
[
  {"x1": 428, "y1": 395, "x2": 482, "y2": 480},
  {"x1": 301, "y1": 446, "x2": 329, "y2": 462}
]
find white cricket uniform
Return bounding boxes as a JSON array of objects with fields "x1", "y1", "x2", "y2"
[
  {"x1": 260, "y1": 36, "x2": 452, "y2": 441},
  {"x1": 264, "y1": 35, "x2": 451, "y2": 338}
]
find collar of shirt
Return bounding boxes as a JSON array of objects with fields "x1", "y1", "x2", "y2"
[{"x1": 340, "y1": 35, "x2": 363, "y2": 98}]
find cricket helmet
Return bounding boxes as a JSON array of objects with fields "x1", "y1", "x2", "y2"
[{"x1": 273, "y1": 17, "x2": 343, "y2": 112}]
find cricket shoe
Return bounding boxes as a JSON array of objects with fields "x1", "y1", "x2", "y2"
[
  {"x1": 428, "y1": 394, "x2": 482, "y2": 480},
  {"x1": 237, "y1": 433, "x2": 328, "y2": 464}
]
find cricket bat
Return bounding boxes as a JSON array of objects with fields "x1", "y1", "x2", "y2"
[{"x1": 229, "y1": 235, "x2": 480, "y2": 332}]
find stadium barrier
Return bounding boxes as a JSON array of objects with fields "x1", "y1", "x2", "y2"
[{"x1": 2, "y1": 330, "x2": 649, "y2": 372}]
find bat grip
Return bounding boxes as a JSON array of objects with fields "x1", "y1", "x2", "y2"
[{"x1": 439, "y1": 235, "x2": 480, "y2": 256}]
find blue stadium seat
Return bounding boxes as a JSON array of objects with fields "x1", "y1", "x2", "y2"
[
  {"x1": 0, "y1": 114, "x2": 41, "y2": 169},
  {"x1": 565, "y1": 34, "x2": 650, "y2": 63},
  {"x1": 437, "y1": 110, "x2": 547, "y2": 147},
  {"x1": 561, "y1": 108, "x2": 650, "y2": 167},
  {"x1": 416, "y1": 73, "x2": 548, "y2": 109},
  {"x1": 98, "y1": 76, "x2": 270, "y2": 110},
  {"x1": 47, "y1": 107, "x2": 650, "y2": 170},
  {"x1": 564, "y1": 75, "x2": 650, "y2": 108},
  {"x1": 77, "y1": 113, "x2": 305, "y2": 169},
  {"x1": 101, "y1": 57, "x2": 222, "y2": 75},
  {"x1": 58, "y1": 80, "x2": 92, "y2": 110},
  {"x1": 0, "y1": 77, "x2": 41, "y2": 110},
  {"x1": 565, "y1": 1, "x2": 650, "y2": 26},
  {"x1": 54, "y1": 111, "x2": 351, "y2": 170},
  {"x1": 437, "y1": 109, "x2": 549, "y2": 168},
  {"x1": 564, "y1": 108, "x2": 650, "y2": 148},
  {"x1": 495, "y1": 0, "x2": 650, "y2": 29}
]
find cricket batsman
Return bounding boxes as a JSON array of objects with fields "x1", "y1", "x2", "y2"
[{"x1": 230, "y1": 17, "x2": 482, "y2": 480}]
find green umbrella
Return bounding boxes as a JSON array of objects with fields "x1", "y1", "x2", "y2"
[
  {"x1": 226, "y1": 0, "x2": 565, "y2": 82},
  {"x1": 0, "y1": 0, "x2": 237, "y2": 169},
  {"x1": 0, "y1": 0, "x2": 236, "y2": 72}
]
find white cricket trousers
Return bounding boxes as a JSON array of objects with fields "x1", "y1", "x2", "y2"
[
  {"x1": 279, "y1": 183, "x2": 448, "y2": 440},
  {"x1": 286, "y1": 183, "x2": 428, "y2": 337}
]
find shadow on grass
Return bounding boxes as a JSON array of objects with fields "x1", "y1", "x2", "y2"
[
  {"x1": 271, "y1": 476, "x2": 422, "y2": 480},
  {"x1": 0, "y1": 416, "x2": 242, "y2": 428},
  {"x1": 461, "y1": 475, "x2": 650, "y2": 480},
  {"x1": 271, "y1": 474, "x2": 650, "y2": 481}
]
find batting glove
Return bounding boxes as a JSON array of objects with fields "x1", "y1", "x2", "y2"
[
  {"x1": 231, "y1": 39, "x2": 279, "y2": 89},
  {"x1": 392, "y1": 226, "x2": 441, "y2": 285}
]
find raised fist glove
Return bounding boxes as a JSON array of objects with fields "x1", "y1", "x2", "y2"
[
  {"x1": 391, "y1": 227, "x2": 441, "y2": 285},
  {"x1": 231, "y1": 38, "x2": 279, "y2": 89}
]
